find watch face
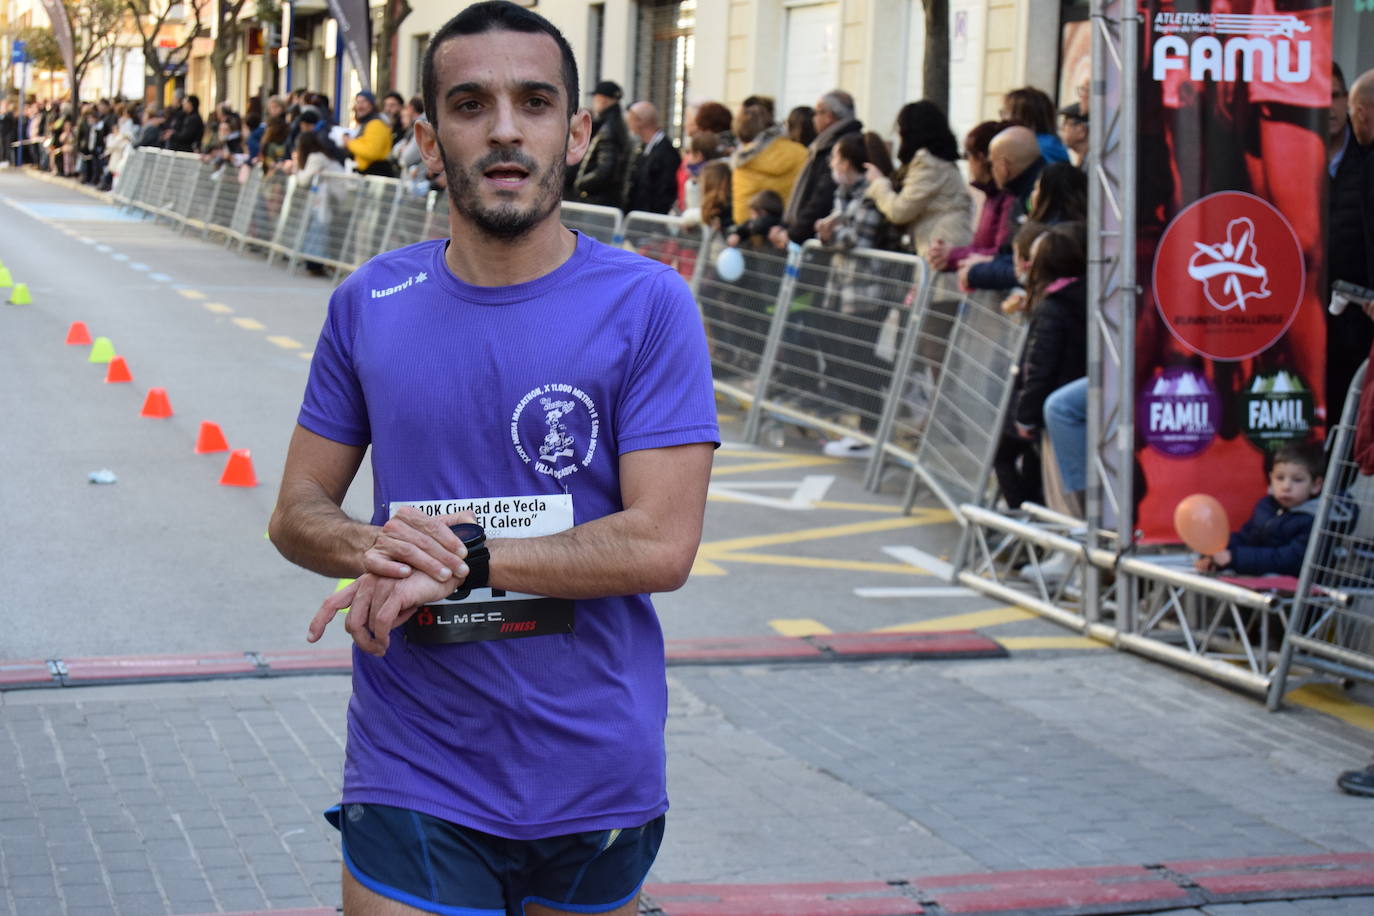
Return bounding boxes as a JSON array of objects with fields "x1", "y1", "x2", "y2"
[{"x1": 450, "y1": 522, "x2": 484, "y2": 547}]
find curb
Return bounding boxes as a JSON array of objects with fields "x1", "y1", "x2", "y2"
[
  {"x1": 162, "y1": 855, "x2": 1374, "y2": 916},
  {"x1": 642, "y1": 853, "x2": 1374, "y2": 915},
  {"x1": 0, "y1": 631, "x2": 1007, "y2": 691}
]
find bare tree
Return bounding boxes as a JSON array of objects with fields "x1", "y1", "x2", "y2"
[
  {"x1": 375, "y1": 0, "x2": 412, "y2": 94},
  {"x1": 210, "y1": 0, "x2": 252, "y2": 105},
  {"x1": 29, "y1": 0, "x2": 126, "y2": 103},
  {"x1": 127, "y1": 0, "x2": 205, "y2": 103}
]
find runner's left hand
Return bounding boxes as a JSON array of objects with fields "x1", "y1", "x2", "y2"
[{"x1": 307, "y1": 570, "x2": 460, "y2": 655}]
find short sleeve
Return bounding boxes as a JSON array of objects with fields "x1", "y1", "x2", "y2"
[
  {"x1": 616, "y1": 269, "x2": 720, "y2": 454},
  {"x1": 298, "y1": 286, "x2": 371, "y2": 446}
]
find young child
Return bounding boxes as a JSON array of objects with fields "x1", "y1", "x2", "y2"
[
  {"x1": 727, "y1": 189, "x2": 784, "y2": 248},
  {"x1": 1194, "y1": 441, "x2": 1325, "y2": 577},
  {"x1": 994, "y1": 221, "x2": 1086, "y2": 509}
]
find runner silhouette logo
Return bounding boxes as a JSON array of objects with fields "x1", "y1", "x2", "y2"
[{"x1": 1186, "y1": 217, "x2": 1270, "y2": 313}]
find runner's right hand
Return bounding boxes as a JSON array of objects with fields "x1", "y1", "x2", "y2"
[{"x1": 364, "y1": 507, "x2": 473, "y2": 583}]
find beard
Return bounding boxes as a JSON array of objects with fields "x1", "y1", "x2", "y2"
[{"x1": 438, "y1": 137, "x2": 566, "y2": 243}]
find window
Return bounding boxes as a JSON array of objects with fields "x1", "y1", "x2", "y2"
[
  {"x1": 634, "y1": 0, "x2": 695, "y2": 143},
  {"x1": 587, "y1": 3, "x2": 605, "y2": 102},
  {"x1": 413, "y1": 33, "x2": 430, "y2": 103}
]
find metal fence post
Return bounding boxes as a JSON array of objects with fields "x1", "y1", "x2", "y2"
[
  {"x1": 742, "y1": 245, "x2": 805, "y2": 444},
  {"x1": 863, "y1": 260, "x2": 933, "y2": 491}
]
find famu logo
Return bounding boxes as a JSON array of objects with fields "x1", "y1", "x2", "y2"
[
  {"x1": 1152, "y1": 13, "x2": 1312, "y2": 83},
  {"x1": 1139, "y1": 366, "x2": 1220, "y2": 458},
  {"x1": 510, "y1": 384, "x2": 601, "y2": 480},
  {"x1": 1241, "y1": 369, "x2": 1313, "y2": 451}
]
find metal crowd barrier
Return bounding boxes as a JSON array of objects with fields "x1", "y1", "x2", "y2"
[
  {"x1": 951, "y1": 364, "x2": 1374, "y2": 701},
  {"x1": 1269, "y1": 363, "x2": 1374, "y2": 708},
  {"x1": 112, "y1": 147, "x2": 1023, "y2": 513}
]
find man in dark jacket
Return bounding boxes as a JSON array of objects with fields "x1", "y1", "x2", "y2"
[
  {"x1": 1326, "y1": 63, "x2": 1373, "y2": 425},
  {"x1": 164, "y1": 95, "x2": 204, "y2": 153},
  {"x1": 768, "y1": 89, "x2": 862, "y2": 247},
  {"x1": 572, "y1": 80, "x2": 629, "y2": 207},
  {"x1": 960, "y1": 126, "x2": 1044, "y2": 291},
  {"x1": 622, "y1": 101, "x2": 680, "y2": 214}
]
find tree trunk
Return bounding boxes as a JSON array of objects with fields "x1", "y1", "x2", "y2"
[
  {"x1": 376, "y1": 0, "x2": 411, "y2": 92},
  {"x1": 212, "y1": 35, "x2": 236, "y2": 105},
  {"x1": 923, "y1": 0, "x2": 950, "y2": 115}
]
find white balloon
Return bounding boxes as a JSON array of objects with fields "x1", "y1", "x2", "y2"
[{"x1": 716, "y1": 247, "x2": 745, "y2": 282}]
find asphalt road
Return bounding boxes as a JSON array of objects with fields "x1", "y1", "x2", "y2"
[{"x1": 0, "y1": 170, "x2": 1054, "y2": 661}]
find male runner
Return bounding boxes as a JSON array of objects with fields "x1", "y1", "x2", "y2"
[{"x1": 267, "y1": 3, "x2": 718, "y2": 913}]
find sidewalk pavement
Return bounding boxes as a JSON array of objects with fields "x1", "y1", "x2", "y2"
[{"x1": 2, "y1": 644, "x2": 1372, "y2": 916}]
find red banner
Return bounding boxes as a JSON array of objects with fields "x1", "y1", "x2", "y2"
[{"x1": 1134, "y1": 0, "x2": 1330, "y2": 540}]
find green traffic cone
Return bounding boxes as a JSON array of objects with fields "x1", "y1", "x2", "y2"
[
  {"x1": 0, "y1": 266, "x2": 12, "y2": 287},
  {"x1": 88, "y1": 336, "x2": 115, "y2": 363},
  {"x1": 7, "y1": 282, "x2": 31, "y2": 305}
]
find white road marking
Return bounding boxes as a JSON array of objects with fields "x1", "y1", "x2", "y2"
[
  {"x1": 882, "y1": 545, "x2": 955, "y2": 581},
  {"x1": 709, "y1": 475, "x2": 835, "y2": 510},
  {"x1": 854, "y1": 586, "x2": 978, "y2": 598}
]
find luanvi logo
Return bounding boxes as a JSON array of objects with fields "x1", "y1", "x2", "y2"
[{"x1": 370, "y1": 271, "x2": 428, "y2": 299}]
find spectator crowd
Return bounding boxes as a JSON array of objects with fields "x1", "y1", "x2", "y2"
[
  {"x1": 2, "y1": 79, "x2": 1095, "y2": 492},
  {"x1": 0, "y1": 87, "x2": 431, "y2": 196}
]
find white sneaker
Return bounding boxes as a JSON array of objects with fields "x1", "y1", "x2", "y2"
[
  {"x1": 1018, "y1": 551, "x2": 1078, "y2": 584},
  {"x1": 822, "y1": 436, "x2": 874, "y2": 458}
]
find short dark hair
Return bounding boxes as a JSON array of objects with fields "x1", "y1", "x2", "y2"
[
  {"x1": 694, "y1": 101, "x2": 732, "y2": 134},
  {"x1": 422, "y1": 0, "x2": 580, "y2": 126},
  {"x1": 1272, "y1": 441, "x2": 1326, "y2": 480},
  {"x1": 185, "y1": 95, "x2": 200, "y2": 111},
  {"x1": 834, "y1": 132, "x2": 868, "y2": 171},
  {"x1": 384, "y1": 91, "x2": 405, "y2": 106}
]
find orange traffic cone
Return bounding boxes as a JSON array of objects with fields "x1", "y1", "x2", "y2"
[
  {"x1": 140, "y1": 387, "x2": 173, "y2": 418},
  {"x1": 195, "y1": 421, "x2": 230, "y2": 454},
  {"x1": 65, "y1": 321, "x2": 92, "y2": 345},
  {"x1": 219, "y1": 449, "x2": 258, "y2": 487},
  {"x1": 104, "y1": 356, "x2": 132, "y2": 383}
]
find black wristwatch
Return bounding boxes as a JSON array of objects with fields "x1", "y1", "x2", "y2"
[{"x1": 446, "y1": 523, "x2": 490, "y2": 600}]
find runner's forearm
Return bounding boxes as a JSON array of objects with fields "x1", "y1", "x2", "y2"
[
  {"x1": 487, "y1": 506, "x2": 697, "y2": 599},
  {"x1": 269, "y1": 480, "x2": 378, "y2": 579}
]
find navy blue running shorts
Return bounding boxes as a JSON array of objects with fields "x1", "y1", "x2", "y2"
[{"x1": 324, "y1": 803, "x2": 665, "y2": 916}]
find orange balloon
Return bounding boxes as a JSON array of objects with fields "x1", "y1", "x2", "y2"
[{"x1": 1174, "y1": 494, "x2": 1231, "y2": 555}]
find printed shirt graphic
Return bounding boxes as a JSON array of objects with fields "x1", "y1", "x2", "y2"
[{"x1": 298, "y1": 232, "x2": 719, "y2": 839}]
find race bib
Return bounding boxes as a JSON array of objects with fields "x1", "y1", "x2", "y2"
[{"x1": 390, "y1": 494, "x2": 575, "y2": 643}]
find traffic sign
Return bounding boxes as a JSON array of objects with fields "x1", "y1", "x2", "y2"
[{"x1": 11, "y1": 39, "x2": 29, "y2": 65}]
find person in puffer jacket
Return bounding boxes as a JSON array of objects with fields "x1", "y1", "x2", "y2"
[{"x1": 1195, "y1": 442, "x2": 1325, "y2": 577}]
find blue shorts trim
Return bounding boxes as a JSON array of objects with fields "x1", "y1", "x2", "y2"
[
  {"x1": 325, "y1": 803, "x2": 664, "y2": 916},
  {"x1": 520, "y1": 883, "x2": 643, "y2": 914},
  {"x1": 343, "y1": 844, "x2": 503, "y2": 916}
]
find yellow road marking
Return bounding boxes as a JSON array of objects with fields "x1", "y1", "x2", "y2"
[
  {"x1": 716, "y1": 447, "x2": 801, "y2": 459},
  {"x1": 232, "y1": 317, "x2": 266, "y2": 331},
  {"x1": 770, "y1": 618, "x2": 834, "y2": 636},
  {"x1": 997, "y1": 636, "x2": 1107, "y2": 651},
  {"x1": 877, "y1": 607, "x2": 1035, "y2": 633},
  {"x1": 690, "y1": 555, "x2": 728, "y2": 576},
  {"x1": 299, "y1": 351, "x2": 314, "y2": 360},
  {"x1": 203, "y1": 302, "x2": 233, "y2": 314},
  {"x1": 1287, "y1": 683, "x2": 1374, "y2": 734},
  {"x1": 711, "y1": 456, "x2": 841, "y2": 476},
  {"x1": 809, "y1": 500, "x2": 905, "y2": 514},
  {"x1": 177, "y1": 289, "x2": 206, "y2": 300},
  {"x1": 267, "y1": 335, "x2": 303, "y2": 350},
  {"x1": 710, "y1": 552, "x2": 925, "y2": 575},
  {"x1": 699, "y1": 514, "x2": 941, "y2": 556}
]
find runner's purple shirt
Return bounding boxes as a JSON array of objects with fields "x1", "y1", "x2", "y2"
[{"x1": 299, "y1": 232, "x2": 718, "y2": 839}]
